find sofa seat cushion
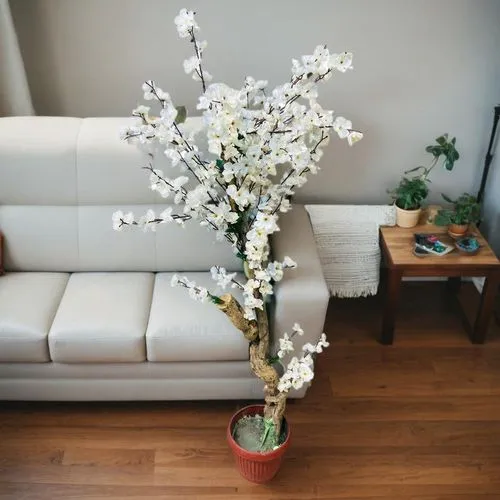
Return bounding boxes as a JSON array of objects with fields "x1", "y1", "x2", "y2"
[
  {"x1": 146, "y1": 272, "x2": 249, "y2": 362},
  {"x1": 0, "y1": 273, "x2": 69, "y2": 362},
  {"x1": 49, "y1": 273, "x2": 154, "y2": 363}
]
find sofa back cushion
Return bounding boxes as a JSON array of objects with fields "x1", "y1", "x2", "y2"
[{"x1": 0, "y1": 117, "x2": 241, "y2": 272}]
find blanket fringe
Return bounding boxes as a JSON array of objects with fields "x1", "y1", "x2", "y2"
[{"x1": 329, "y1": 285, "x2": 379, "y2": 298}]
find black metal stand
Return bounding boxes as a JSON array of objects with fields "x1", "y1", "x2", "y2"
[
  {"x1": 477, "y1": 106, "x2": 500, "y2": 326},
  {"x1": 477, "y1": 105, "x2": 500, "y2": 204}
]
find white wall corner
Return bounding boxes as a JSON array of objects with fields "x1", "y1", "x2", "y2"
[{"x1": 472, "y1": 277, "x2": 485, "y2": 293}]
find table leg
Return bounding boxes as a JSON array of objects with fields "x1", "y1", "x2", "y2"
[
  {"x1": 471, "y1": 271, "x2": 500, "y2": 344},
  {"x1": 380, "y1": 267, "x2": 402, "y2": 345}
]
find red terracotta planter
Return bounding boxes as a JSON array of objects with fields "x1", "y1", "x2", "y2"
[{"x1": 227, "y1": 404, "x2": 290, "y2": 483}]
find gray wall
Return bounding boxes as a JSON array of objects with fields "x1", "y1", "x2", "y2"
[{"x1": 10, "y1": 0, "x2": 500, "y2": 205}]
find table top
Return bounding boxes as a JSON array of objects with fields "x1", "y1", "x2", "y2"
[{"x1": 380, "y1": 224, "x2": 500, "y2": 271}]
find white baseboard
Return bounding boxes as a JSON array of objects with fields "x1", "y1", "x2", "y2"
[
  {"x1": 402, "y1": 277, "x2": 446, "y2": 282},
  {"x1": 401, "y1": 276, "x2": 484, "y2": 293}
]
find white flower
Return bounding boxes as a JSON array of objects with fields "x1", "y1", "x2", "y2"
[
  {"x1": 160, "y1": 207, "x2": 174, "y2": 223},
  {"x1": 302, "y1": 333, "x2": 329, "y2": 354},
  {"x1": 112, "y1": 211, "x2": 123, "y2": 231},
  {"x1": 267, "y1": 262, "x2": 284, "y2": 282},
  {"x1": 243, "y1": 279, "x2": 259, "y2": 296},
  {"x1": 244, "y1": 307, "x2": 256, "y2": 321},
  {"x1": 254, "y1": 270, "x2": 271, "y2": 282},
  {"x1": 210, "y1": 266, "x2": 236, "y2": 290},
  {"x1": 226, "y1": 185, "x2": 256, "y2": 210},
  {"x1": 259, "y1": 281, "x2": 273, "y2": 296},
  {"x1": 316, "y1": 333, "x2": 330, "y2": 352},
  {"x1": 112, "y1": 211, "x2": 134, "y2": 231},
  {"x1": 298, "y1": 361, "x2": 314, "y2": 383},
  {"x1": 278, "y1": 378, "x2": 292, "y2": 393},
  {"x1": 174, "y1": 8, "x2": 198, "y2": 38},
  {"x1": 302, "y1": 353, "x2": 314, "y2": 366},
  {"x1": 188, "y1": 286, "x2": 208, "y2": 302},
  {"x1": 333, "y1": 51, "x2": 353, "y2": 73},
  {"x1": 209, "y1": 203, "x2": 238, "y2": 225},
  {"x1": 244, "y1": 295, "x2": 264, "y2": 310},
  {"x1": 278, "y1": 333, "x2": 294, "y2": 358},
  {"x1": 132, "y1": 105, "x2": 150, "y2": 117},
  {"x1": 333, "y1": 116, "x2": 352, "y2": 139},
  {"x1": 302, "y1": 343, "x2": 316, "y2": 354},
  {"x1": 287, "y1": 356, "x2": 300, "y2": 372},
  {"x1": 254, "y1": 212, "x2": 279, "y2": 234},
  {"x1": 292, "y1": 323, "x2": 304, "y2": 336},
  {"x1": 347, "y1": 130, "x2": 363, "y2": 146},
  {"x1": 170, "y1": 274, "x2": 180, "y2": 287},
  {"x1": 183, "y1": 56, "x2": 198, "y2": 75},
  {"x1": 283, "y1": 256, "x2": 297, "y2": 269},
  {"x1": 172, "y1": 176, "x2": 189, "y2": 191}
]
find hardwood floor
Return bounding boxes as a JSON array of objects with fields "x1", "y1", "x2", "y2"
[{"x1": 1, "y1": 282, "x2": 500, "y2": 499}]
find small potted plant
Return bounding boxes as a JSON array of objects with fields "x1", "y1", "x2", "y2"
[
  {"x1": 389, "y1": 134, "x2": 460, "y2": 228},
  {"x1": 389, "y1": 176, "x2": 429, "y2": 228},
  {"x1": 434, "y1": 193, "x2": 481, "y2": 237}
]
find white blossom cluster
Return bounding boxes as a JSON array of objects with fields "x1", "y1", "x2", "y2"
[
  {"x1": 277, "y1": 328, "x2": 330, "y2": 393},
  {"x1": 114, "y1": 8, "x2": 362, "y2": 323},
  {"x1": 170, "y1": 274, "x2": 210, "y2": 302}
]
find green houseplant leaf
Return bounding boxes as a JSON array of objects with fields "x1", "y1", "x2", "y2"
[
  {"x1": 389, "y1": 133, "x2": 459, "y2": 212},
  {"x1": 390, "y1": 177, "x2": 429, "y2": 210},
  {"x1": 435, "y1": 134, "x2": 448, "y2": 146},
  {"x1": 437, "y1": 193, "x2": 481, "y2": 226}
]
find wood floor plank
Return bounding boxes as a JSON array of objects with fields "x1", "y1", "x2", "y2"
[
  {"x1": 1, "y1": 283, "x2": 500, "y2": 498},
  {"x1": 62, "y1": 448, "x2": 155, "y2": 467}
]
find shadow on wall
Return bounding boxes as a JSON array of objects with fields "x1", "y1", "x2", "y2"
[{"x1": 9, "y1": 0, "x2": 64, "y2": 116}]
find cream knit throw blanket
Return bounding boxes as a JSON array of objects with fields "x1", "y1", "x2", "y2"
[{"x1": 305, "y1": 205, "x2": 396, "y2": 298}]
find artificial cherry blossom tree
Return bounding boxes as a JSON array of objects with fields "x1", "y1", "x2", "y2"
[{"x1": 114, "y1": 8, "x2": 362, "y2": 450}]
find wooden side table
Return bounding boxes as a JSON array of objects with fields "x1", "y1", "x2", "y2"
[{"x1": 379, "y1": 224, "x2": 500, "y2": 345}]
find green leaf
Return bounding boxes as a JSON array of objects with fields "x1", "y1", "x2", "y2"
[
  {"x1": 392, "y1": 176, "x2": 428, "y2": 210},
  {"x1": 216, "y1": 159, "x2": 225, "y2": 172},
  {"x1": 429, "y1": 146, "x2": 442, "y2": 157},
  {"x1": 436, "y1": 135, "x2": 447, "y2": 146},
  {"x1": 210, "y1": 295, "x2": 224, "y2": 305},
  {"x1": 260, "y1": 418, "x2": 278, "y2": 451},
  {"x1": 267, "y1": 355, "x2": 280, "y2": 365},
  {"x1": 434, "y1": 210, "x2": 453, "y2": 226},
  {"x1": 174, "y1": 105, "x2": 187, "y2": 124}
]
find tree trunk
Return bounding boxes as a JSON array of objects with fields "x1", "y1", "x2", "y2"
[
  {"x1": 253, "y1": 306, "x2": 287, "y2": 439},
  {"x1": 218, "y1": 295, "x2": 287, "y2": 441}
]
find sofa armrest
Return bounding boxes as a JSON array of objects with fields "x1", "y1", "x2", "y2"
[{"x1": 270, "y1": 205, "x2": 329, "y2": 392}]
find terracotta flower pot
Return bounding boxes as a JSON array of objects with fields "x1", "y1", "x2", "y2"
[
  {"x1": 227, "y1": 404, "x2": 290, "y2": 483},
  {"x1": 448, "y1": 223, "x2": 469, "y2": 238},
  {"x1": 395, "y1": 205, "x2": 422, "y2": 228}
]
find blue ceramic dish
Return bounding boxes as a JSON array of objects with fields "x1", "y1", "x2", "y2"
[{"x1": 455, "y1": 236, "x2": 480, "y2": 255}]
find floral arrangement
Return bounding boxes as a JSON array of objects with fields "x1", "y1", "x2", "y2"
[{"x1": 113, "y1": 8, "x2": 362, "y2": 451}]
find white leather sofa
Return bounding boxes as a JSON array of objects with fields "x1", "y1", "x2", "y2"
[{"x1": 0, "y1": 117, "x2": 329, "y2": 401}]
